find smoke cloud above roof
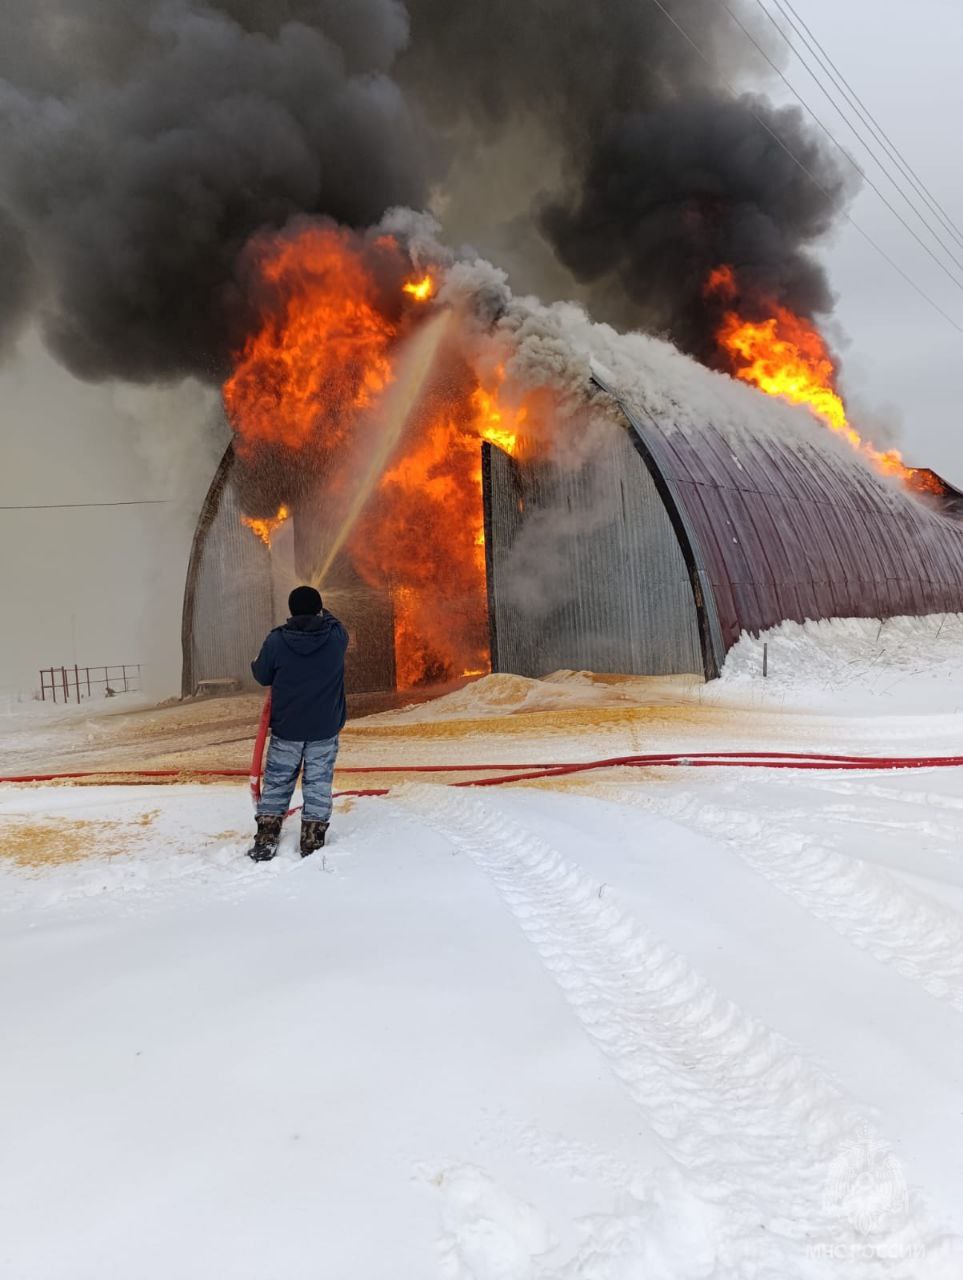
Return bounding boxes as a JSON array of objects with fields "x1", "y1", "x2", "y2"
[{"x1": 0, "y1": 0, "x2": 855, "y2": 381}]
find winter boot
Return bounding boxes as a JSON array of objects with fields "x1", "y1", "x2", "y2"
[
  {"x1": 300, "y1": 819, "x2": 328, "y2": 857},
  {"x1": 249, "y1": 813, "x2": 283, "y2": 862}
]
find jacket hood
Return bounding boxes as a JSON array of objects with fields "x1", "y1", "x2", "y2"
[{"x1": 280, "y1": 611, "x2": 340, "y2": 655}]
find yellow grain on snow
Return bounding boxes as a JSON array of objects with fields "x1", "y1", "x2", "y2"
[{"x1": 0, "y1": 812, "x2": 158, "y2": 869}]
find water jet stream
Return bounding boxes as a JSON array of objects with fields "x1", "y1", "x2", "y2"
[{"x1": 312, "y1": 308, "x2": 452, "y2": 589}]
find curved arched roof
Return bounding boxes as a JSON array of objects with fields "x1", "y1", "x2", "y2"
[
  {"x1": 186, "y1": 312, "x2": 963, "y2": 690},
  {"x1": 594, "y1": 368, "x2": 963, "y2": 674}
]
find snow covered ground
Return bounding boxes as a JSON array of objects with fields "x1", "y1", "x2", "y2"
[{"x1": 3, "y1": 617, "x2": 963, "y2": 1278}]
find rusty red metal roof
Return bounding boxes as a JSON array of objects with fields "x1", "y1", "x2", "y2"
[{"x1": 599, "y1": 373, "x2": 963, "y2": 673}]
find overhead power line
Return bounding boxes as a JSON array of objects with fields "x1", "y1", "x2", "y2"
[
  {"x1": 743, "y1": 0, "x2": 963, "y2": 291},
  {"x1": 724, "y1": 0, "x2": 963, "y2": 295},
  {"x1": 641, "y1": 0, "x2": 963, "y2": 337},
  {"x1": 0, "y1": 499, "x2": 171, "y2": 511},
  {"x1": 772, "y1": 0, "x2": 963, "y2": 252}
]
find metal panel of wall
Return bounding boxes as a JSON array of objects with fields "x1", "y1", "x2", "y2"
[
  {"x1": 607, "y1": 381, "x2": 963, "y2": 653},
  {"x1": 485, "y1": 422, "x2": 703, "y2": 678},
  {"x1": 183, "y1": 446, "x2": 397, "y2": 695},
  {"x1": 190, "y1": 474, "x2": 276, "y2": 689}
]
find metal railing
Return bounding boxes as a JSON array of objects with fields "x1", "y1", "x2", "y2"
[{"x1": 39, "y1": 664, "x2": 143, "y2": 704}]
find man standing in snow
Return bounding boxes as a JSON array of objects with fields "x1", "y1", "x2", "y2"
[{"x1": 248, "y1": 585, "x2": 349, "y2": 862}]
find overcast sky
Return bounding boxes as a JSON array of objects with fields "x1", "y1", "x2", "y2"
[{"x1": 1, "y1": 0, "x2": 960, "y2": 696}]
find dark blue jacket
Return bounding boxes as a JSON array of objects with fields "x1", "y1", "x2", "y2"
[{"x1": 251, "y1": 612, "x2": 349, "y2": 742}]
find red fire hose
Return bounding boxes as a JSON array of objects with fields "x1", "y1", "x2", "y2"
[
  {"x1": 329, "y1": 749, "x2": 963, "y2": 800},
  {"x1": 250, "y1": 691, "x2": 272, "y2": 808},
  {"x1": 6, "y1": 750, "x2": 963, "y2": 793},
  {"x1": 3, "y1": 692, "x2": 962, "y2": 798}
]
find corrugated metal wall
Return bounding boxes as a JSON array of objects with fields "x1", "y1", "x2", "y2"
[
  {"x1": 484, "y1": 420, "x2": 703, "y2": 677},
  {"x1": 189, "y1": 474, "x2": 276, "y2": 689},
  {"x1": 183, "y1": 448, "x2": 398, "y2": 695}
]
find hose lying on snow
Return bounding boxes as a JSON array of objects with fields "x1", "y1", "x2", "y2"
[
  {"x1": 243, "y1": 686, "x2": 963, "y2": 806},
  {"x1": 5, "y1": 690, "x2": 961, "y2": 798},
  {"x1": 4, "y1": 703, "x2": 962, "y2": 807}
]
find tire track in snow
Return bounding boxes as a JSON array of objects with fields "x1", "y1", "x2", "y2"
[
  {"x1": 396, "y1": 785, "x2": 956, "y2": 1278},
  {"x1": 622, "y1": 784, "x2": 963, "y2": 1015},
  {"x1": 776, "y1": 779, "x2": 963, "y2": 863},
  {"x1": 741, "y1": 775, "x2": 963, "y2": 862}
]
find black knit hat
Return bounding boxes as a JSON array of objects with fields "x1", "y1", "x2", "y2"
[{"x1": 288, "y1": 585, "x2": 323, "y2": 616}]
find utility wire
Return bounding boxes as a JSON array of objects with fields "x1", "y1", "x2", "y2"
[
  {"x1": 0, "y1": 499, "x2": 171, "y2": 511},
  {"x1": 725, "y1": 0, "x2": 963, "y2": 292},
  {"x1": 747, "y1": 0, "x2": 963, "y2": 280},
  {"x1": 641, "y1": 0, "x2": 963, "y2": 336},
  {"x1": 773, "y1": 0, "x2": 963, "y2": 251}
]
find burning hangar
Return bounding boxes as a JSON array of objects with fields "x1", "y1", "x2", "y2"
[{"x1": 181, "y1": 350, "x2": 963, "y2": 698}]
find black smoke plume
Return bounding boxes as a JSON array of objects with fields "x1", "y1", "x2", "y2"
[
  {"x1": 0, "y1": 0, "x2": 431, "y2": 381},
  {"x1": 540, "y1": 96, "x2": 851, "y2": 363},
  {"x1": 0, "y1": 204, "x2": 32, "y2": 350},
  {"x1": 400, "y1": 0, "x2": 855, "y2": 356},
  {"x1": 0, "y1": 0, "x2": 855, "y2": 380}
]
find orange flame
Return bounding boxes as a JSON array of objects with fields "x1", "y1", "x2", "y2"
[
  {"x1": 224, "y1": 226, "x2": 397, "y2": 454},
  {"x1": 241, "y1": 503, "x2": 290, "y2": 546},
  {"x1": 707, "y1": 265, "x2": 941, "y2": 494},
  {"x1": 351, "y1": 367, "x2": 524, "y2": 686},
  {"x1": 402, "y1": 274, "x2": 435, "y2": 303},
  {"x1": 472, "y1": 381, "x2": 522, "y2": 458},
  {"x1": 225, "y1": 227, "x2": 528, "y2": 688}
]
